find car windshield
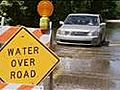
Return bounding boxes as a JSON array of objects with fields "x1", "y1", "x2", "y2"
[{"x1": 64, "y1": 15, "x2": 99, "y2": 26}]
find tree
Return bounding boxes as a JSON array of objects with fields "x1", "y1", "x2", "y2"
[
  {"x1": 0, "y1": 0, "x2": 118, "y2": 28},
  {"x1": 0, "y1": 0, "x2": 40, "y2": 27},
  {"x1": 20, "y1": 0, "x2": 40, "y2": 27},
  {"x1": 0, "y1": 0, "x2": 24, "y2": 25},
  {"x1": 87, "y1": 0, "x2": 117, "y2": 19},
  {"x1": 115, "y1": 1, "x2": 120, "y2": 19}
]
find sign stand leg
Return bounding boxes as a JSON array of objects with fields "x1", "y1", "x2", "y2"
[{"x1": 49, "y1": 72, "x2": 53, "y2": 90}]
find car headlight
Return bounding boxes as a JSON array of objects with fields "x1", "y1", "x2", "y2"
[
  {"x1": 88, "y1": 30, "x2": 99, "y2": 36},
  {"x1": 57, "y1": 30, "x2": 70, "y2": 35}
]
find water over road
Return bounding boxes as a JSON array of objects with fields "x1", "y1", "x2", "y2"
[{"x1": 53, "y1": 23, "x2": 120, "y2": 90}]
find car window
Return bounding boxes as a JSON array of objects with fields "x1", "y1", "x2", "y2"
[{"x1": 64, "y1": 15, "x2": 99, "y2": 26}]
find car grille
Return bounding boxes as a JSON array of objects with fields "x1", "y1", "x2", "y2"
[
  {"x1": 71, "y1": 32, "x2": 88, "y2": 36},
  {"x1": 60, "y1": 40, "x2": 91, "y2": 44}
]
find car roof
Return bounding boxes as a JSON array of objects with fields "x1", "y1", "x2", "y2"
[{"x1": 68, "y1": 13, "x2": 100, "y2": 17}]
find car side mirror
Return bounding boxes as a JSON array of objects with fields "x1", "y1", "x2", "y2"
[
  {"x1": 100, "y1": 23, "x2": 106, "y2": 26},
  {"x1": 59, "y1": 21, "x2": 64, "y2": 25}
]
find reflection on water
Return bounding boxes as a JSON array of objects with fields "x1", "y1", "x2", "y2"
[
  {"x1": 112, "y1": 80, "x2": 120, "y2": 90},
  {"x1": 110, "y1": 61, "x2": 120, "y2": 74},
  {"x1": 60, "y1": 57, "x2": 110, "y2": 74},
  {"x1": 54, "y1": 75, "x2": 113, "y2": 90},
  {"x1": 54, "y1": 23, "x2": 120, "y2": 90}
]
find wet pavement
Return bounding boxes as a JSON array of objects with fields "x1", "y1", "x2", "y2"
[
  {"x1": 53, "y1": 23, "x2": 120, "y2": 90},
  {"x1": 0, "y1": 23, "x2": 120, "y2": 90}
]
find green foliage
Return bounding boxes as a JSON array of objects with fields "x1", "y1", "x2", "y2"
[
  {"x1": 0, "y1": 0, "x2": 118, "y2": 28},
  {"x1": 0, "y1": 0, "x2": 40, "y2": 27},
  {"x1": 115, "y1": 1, "x2": 120, "y2": 18}
]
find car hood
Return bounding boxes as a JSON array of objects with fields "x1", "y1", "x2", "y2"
[{"x1": 59, "y1": 25, "x2": 99, "y2": 32}]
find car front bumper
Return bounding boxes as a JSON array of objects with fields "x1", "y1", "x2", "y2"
[{"x1": 56, "y1": 34, "x2": 99, "y2": 45}]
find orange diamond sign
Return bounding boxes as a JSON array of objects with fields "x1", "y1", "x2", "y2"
[{"x1": 0, "y1": 27, "x2": 60, "y2": 85}]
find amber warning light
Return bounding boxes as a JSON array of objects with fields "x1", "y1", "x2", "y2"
[{"x1": 37, "y1": 0, "x2": 54, "y2": 17}]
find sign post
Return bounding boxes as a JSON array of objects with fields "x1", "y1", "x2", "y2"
[
  {"x1": 49, "y1": 21, "x2": 54, "y2": 90},
  {"x1": 0, "y1": 27, "x2": 60, "y2": 85},
  {"x1": 37, "y1": 1, "x2": 54, "y2": 90}
]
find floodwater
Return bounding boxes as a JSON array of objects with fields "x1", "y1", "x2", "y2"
[{"x1": 53, "y1": 23, "x2": 120, "y2": 90}]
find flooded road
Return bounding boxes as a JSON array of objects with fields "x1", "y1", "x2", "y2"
[{"x1": 53, "y1": 23, "x2": 120, "y2": 90}]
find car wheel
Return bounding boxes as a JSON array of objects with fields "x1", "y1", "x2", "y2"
[
  {"x1": 97, "y1": 34, "x2": 103, "y2": 47},
  {"x1": 92, "y1": 35, "x2": 102, "y2": 47}
]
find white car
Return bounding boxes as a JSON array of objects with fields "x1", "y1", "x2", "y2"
[{"x1": 56, "y1": 13, "x2": 106, "y2": 46}]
